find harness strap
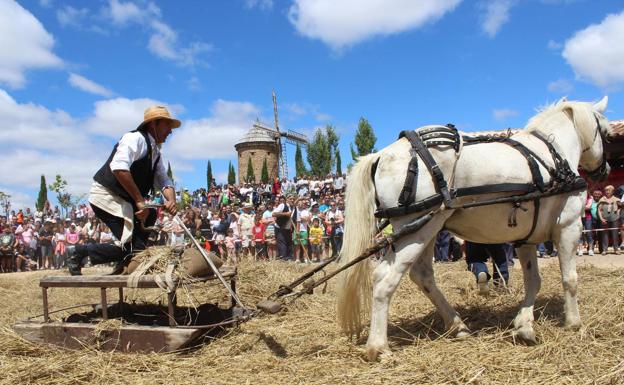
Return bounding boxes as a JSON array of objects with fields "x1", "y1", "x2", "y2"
[
  {"x1": 501, "y1": 138, "x2": 546, "y2": 192},
  {"x1": 453, "y1": 182, "x2": 536, "y2": 197},
  {"x1": 375, "y1": 194, "x2": 444, "y2": 219},
  {"x1": 398, "y1": 148, "x2": 419, "y2": 206},
  {"x1": 399, "y1": 130, "x2": 453, "y2": 206}
]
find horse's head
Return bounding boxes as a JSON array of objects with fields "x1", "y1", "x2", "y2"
[{"x1": 574, "y1": 96, "x2": 611, "y2": 182}]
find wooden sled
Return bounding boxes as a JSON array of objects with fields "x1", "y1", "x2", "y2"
[{"x1": 13, "y1": 266, "x2": 244, "y2": 353}]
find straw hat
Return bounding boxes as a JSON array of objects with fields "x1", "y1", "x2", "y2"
[{"x1": 138, "y1": 105, "x2": 181, "y2": 130}]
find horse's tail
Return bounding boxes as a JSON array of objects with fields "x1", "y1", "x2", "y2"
[{"x1": 336, "y1": 151, "x2": 381, "y2": 337}]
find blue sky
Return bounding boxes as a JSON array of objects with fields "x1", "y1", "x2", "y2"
[{"x1": 0, "y1": 0, "x2": 623, "y2": 210}]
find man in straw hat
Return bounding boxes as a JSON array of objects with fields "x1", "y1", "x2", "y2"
[{"x1": 67, "y1": 105, "x2": 180, "y2": 275}]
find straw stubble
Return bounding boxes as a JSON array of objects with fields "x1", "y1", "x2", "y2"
[{"x1": 0, "y1": 260, "x2": 623, "y2": 385}]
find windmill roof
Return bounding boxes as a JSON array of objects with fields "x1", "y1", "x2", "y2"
[{"x1": 236, "y1": 122, "x2": 277, "y2": 145}]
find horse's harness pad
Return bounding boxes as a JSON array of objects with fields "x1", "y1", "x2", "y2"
[{"x1": 374, "y1": 125, "x2": 588, "y2": 244}]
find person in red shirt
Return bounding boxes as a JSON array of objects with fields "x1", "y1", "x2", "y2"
[{"x1": 251, "y1": 215, "x2": 266, "y2": 261}]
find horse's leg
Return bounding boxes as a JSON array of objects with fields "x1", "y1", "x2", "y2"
[
  {"x1": 367, "y1": 218, "x2": 445, "y2": 361},
  {"x1": 554, "y1": 223, "x2": 582, "y2": 329},
  {"x1": 513, "y1": 244, "x2": 540, "y2": 344},
  {"x1": 408, "y1": 241, "x2": 470, "y2": 338}
]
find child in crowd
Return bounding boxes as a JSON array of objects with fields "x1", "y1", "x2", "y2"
[
  {"x1": 53, "y1": 223, "x2": 66, "y2": 269},
  {"x1": 264, "y1": 220, "x2": 276, "y2": 260},
  {"x1": 15, "y1": 244, "x2": 37, "y2": 272},
  {"x1": 224, "y1": 228, "x2": 238, "y2": 265},
  {"x1": 309, "y1": 217, "x2": 324, "y2": 263},
  {"x1": 251, "y1": 215, "x2": 266, "y2": 260}
]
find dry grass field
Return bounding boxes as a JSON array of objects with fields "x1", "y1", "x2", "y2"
[{"x1": 1, "y1": 258, "x2": 623, "y2": 385}]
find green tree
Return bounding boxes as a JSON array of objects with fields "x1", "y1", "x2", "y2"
[
  {"x1": 246, "y1": 157, "x2": 255, "y2": 183},
  {"x1": 335, "y1": 149, "x2": 342, "y2": 176},
  {"x1": 295, "y1": 143, "x2": 307, "y2": 177},
  {"x1": 261, "y1": 158, "x2": 269, "y2": 183},
  {"x1": 167, "y1": 161, "x2": 174, "y2": 185},
  {"x1": 36, "y1": 174, "x2": 47, "y2": 212},
  {"x1": 48, "y1": 174, "x2": 71, "y2": 218},
  {"x1": 351, "y1": 117, "x2": 377, "y2": 159},
  {"x1": 227, "y1": 161, "x2": 236, "y2": 185},
  {"x1": 325, "y1": 125, "x2": 339, "y2": 169},
  {"x1": 306, "y1": 128, "x2": 331, "y2": 177},
  {"x1": 0, "y1": 191, "x2": 11, "y2": 218},
  {"x1": 206, "y1": 160, "x2": 213, "y2": 189}
]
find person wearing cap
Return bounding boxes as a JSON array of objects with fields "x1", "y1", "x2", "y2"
[
  {"x1": 67, "y1": 105, "x2": 179, "y2": 275},
  {"x1": 238, "y1": 203, "x2": 255, "y2": 257}
]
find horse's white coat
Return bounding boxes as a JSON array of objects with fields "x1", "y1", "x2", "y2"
[{"x1": 336, "y1": 98, "x2": 612, "y2": 361}]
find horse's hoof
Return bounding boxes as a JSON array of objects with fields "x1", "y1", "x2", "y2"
[
  {"x1": 454, "y1": 329, "x2": 471, "y2": 339},
  {"x1": 513, "y1": 326, "x2": 537, "y2": 345},
  {"x1": 564, "y1": 321, "x2": 581, "y2": 331},
  {"x1": 366, "y1": 346, "x2": 391, "y2": 362}
]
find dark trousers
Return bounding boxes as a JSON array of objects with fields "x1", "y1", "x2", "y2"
[
  {"x1": 601, "y1": 220, "x2": 620, "y2": 252},
  {"x1": 75, "y1": 203, "x2": 156, "y2": 266},
  {"x1": 333, "y1": 234, "x2": 343, "y2": 257},
  {"x1": 465, "y1": 241, "x2": 509, "y2": 284},
  {"x1": 434, "y1": 230, "x2": 451, "y2": 262},
  {"x1": 276, "y1": 227, "x2": 293, "y2": 261}
]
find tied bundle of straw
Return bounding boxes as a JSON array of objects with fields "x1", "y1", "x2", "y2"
[{"x1": 126, "y1": 246, "x2": 223, "y2": 293}]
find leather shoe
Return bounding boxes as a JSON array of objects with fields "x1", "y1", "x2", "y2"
[{"x1": 66, "y1": 246, "x2": 83, "y2": 276}]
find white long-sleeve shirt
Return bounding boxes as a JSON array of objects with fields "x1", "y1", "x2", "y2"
[{"x1": 109, "y1": 131, "x2": 172, "y2": 191}]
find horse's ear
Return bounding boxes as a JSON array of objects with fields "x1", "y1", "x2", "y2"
[
  {"x1": 593, "y1": 96, "x2": 608, "y2": 113},
  {"x1": 562, "y1": 106, "x2": 574, "y2": 122}
]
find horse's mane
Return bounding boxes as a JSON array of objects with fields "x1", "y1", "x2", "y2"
[{"x1": 524, "y1": 99, "x2": 599, "y2": 149}]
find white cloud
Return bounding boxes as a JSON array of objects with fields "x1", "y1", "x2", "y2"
[
  {"x1": 84, "y1": 97, "x2": 176, "y2": 138},
  {"x1": 166, "y1": 100, "x2": 261, "y2": 159},
  {"x1": 547, "y1": 39, "x2": 563, "y2": 51},
  {"x1": 56, "y1": 5, "x2": 89, "y2": 27},
  {"x1": 0, "y1": 89, "x2": 188, "y2": 196},
  {"x1": 0, "y1": 89, "x2": 108, "y2": 194},
  {"x1": 547, "y1": 78, "x2": 574, "y2": 94},
  {"x1": 288, "y1": 0, "x2": 461, "y2": 50},
  {"x1": 479, "y1": 0, "x2": 515, "y2": 38},
  {"x1": 492, "y1": 108, "x2": 519, "y2": 122},
  {"x1": 562, "y1": 10, "x2": 624, "y2": 88},
  {"x1": 245, "y1": 0, "x2": 273, "y2": 10},
  {"x1": 147, "y1": 21, "x2": 212, "y2": 66},
  {"x1": 0, "y1": 188, "x2": 36, "y2": 213},
  {"x1": 39, "y1": 0, "x2": 52, "y2": 8},
  {"x1": 106, "y1": 0, "x2": 159, "y2": 26},
  {"x1": 186, "y1": 76, "x2": 201, "y2": 91},
  {"x1": 68, "y1": 73, "x2": 114, "y2": 97},
  {"x1": 103, "y1": 1, "x2": 211, "y2": 66},
  {"x1": 0, "y1": 0, "x2": 63, "y2": 88}
]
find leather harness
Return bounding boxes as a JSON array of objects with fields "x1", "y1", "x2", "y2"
[{"x1": 374, "y1": 123, "x2": 597, "y2": 245}]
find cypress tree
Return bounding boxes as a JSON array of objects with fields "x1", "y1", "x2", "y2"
[
  {"x1": 206, "y1": 160, "x2": 213, "y2": 189},
  {"x1": 227, "y1": 161, "x2": 236, "y2": 185},
  {"x1": 36, "y1": 175, "x2": 47, "y2": 212},
  {"x1": 261, "y1": 158, "x2": 269, "y2": 183},
  {"x1": 246, "y1": 157, "x2": 255, "y2": 183},
  {"x1": 335, "y1": 149, "x2": 342, "y2": 176},
  {"x1": 295, "y1": 143, "x2": 307, "y2": 177},
  {"x1": 167, "y1": 161, "x2": 174, "y2": 184}
]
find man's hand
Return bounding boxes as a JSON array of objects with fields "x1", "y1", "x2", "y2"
[
  {"x1": 135, "y1": 201, "x2": 149, "y2": 222},
  {"x1": 164, "y1": 200, "x2": 177, "y2": 216}
]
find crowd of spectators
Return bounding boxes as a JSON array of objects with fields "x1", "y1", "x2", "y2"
[
  {"x1": 0, "y1": 174, "x2": 347, "y2": 273},
  {"x1": 0, "y1": 174, "x2": 622, "y2": 274}
]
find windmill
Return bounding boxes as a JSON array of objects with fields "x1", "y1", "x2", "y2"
[{"x1": 253, "y1": 91, "x2": 308, "y2": 179}]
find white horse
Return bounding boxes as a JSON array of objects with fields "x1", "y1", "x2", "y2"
[{"x1": 336, "y1": 97, "x2": 612, "y2": 361}]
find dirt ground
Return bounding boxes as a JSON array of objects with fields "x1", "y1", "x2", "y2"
[{"x1": 0, "y1": 255, "x2": 623, "y2": 385}]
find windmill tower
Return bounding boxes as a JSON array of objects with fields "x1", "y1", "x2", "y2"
[
  {"x1": 235, "y1": 91, "x2": 308, "y2": 183},
  {"x1": 255, "y1": 91, "x2": 308, "y2": 180}
]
